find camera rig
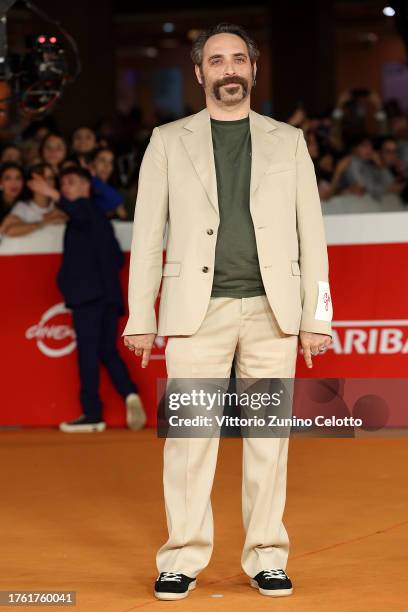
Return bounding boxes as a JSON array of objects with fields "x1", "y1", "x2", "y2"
[{"x1": 0, "y1": 0, "x2": 81, "y2": 122}]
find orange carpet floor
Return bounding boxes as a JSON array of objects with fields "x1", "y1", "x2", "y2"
[{"x1": 0, "y1": 429, "x2": 407, "y2": 611}]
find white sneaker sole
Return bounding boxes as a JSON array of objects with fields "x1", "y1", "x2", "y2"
[
  {"x1": 59, "y1": 422, "x2": 106, "y2": 433},
  {"x1": 126, "y1": 394, "x2": 147, "y2": 430},
  {"x1": 154, "y1": 579, "x2": 196, "y2": 600},
  {"x1": 250, "y1": 578, "x2": 293, "y2": 596}
]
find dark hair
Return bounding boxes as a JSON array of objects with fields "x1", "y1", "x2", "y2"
[
  {"x1": 373, "y1": 135, "x2": 397, "y2": 151},
  {"x1": 64, "y1": 152, "x2": 82, "y2": 166},
  {"x1": 87, "y1": 146, "x2": 114, "y2": 163},
  {"x1": 0, "y1": 142, "x2": 21, "y2": 155},
  {"x1": 190, "y1": 23, "x2": 260, "y2": 69},
  {"x1": 345, "y1": 133, "x2": 372, "y2": 152},
  {"x1": 71, "y1": 125, "x2": 97, "y2": 140},
  {"x1": 87, "y1": 146, "x2": 121, "y2": 187},
  {"x1": 24, "y1": 162, "x2": 56, "y2": 199},
  {"x1": 27, "y1": 161, "x2": 56, "y2": 179},
  {"x1": 21, "y1": 115, "x2": 58, "y2": 140},
  {"x1": 0, "y1": 162, "x2": 26, "y2": 213},
  {"x1": 318, "y1": 146, "x2": 335, "y2": 159},
  {"x1": 60, "y1": 158, "x2": 80, "y2": 170},
  {"x1": 59, "y1": 165, "x2": 92, "y2": 184},
  {"x1": 0, "y1": 161, "x2": 25, "y2": 180}
]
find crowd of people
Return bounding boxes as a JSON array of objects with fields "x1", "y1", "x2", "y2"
[
  {"x1": 0, "y1": 115, "x2": 152, "y2": 234},
  {"x1": 1, "y1": 89, "x2": 408, "y2": 236},
  {"x1": 289, "y1": 89, "x2": 408, "y2": 206}
]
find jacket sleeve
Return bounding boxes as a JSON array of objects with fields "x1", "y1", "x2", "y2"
[
  {"x1": 56, "y1": 196, "x2": 92, "y2": 227},
  {"x1": 121, "y1": 127, "x2": 168, "y2": 336},
  {"x1": 92, "y1": 175, "x2": 124, "y2": 212},
  {"x1": 295, "y1": 128, "x2": 333, "y2": 336}
]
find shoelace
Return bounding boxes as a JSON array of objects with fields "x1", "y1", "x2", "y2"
[
  {"x1": 159, "y1": 572, "x2": 182, "y2": 582},
  {"x1": 262, "y1": 569, "x2": 287, "y2": 580}
]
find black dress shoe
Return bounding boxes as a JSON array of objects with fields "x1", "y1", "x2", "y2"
[
  {"x1": 154, "y1": 572, "x2": 197, "y2": 600},
  {"x1": 250, "y1": 569, "x2": 293, "y2": 596}
]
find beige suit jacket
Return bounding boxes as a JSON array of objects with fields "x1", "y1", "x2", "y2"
[{"x1": 122, "y1": 107, "x2": 333, "y2": 338}]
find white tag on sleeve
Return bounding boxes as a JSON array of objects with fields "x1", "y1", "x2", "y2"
[{"x1": 314, "y1": 281, "x2": 333, "y2": 321}]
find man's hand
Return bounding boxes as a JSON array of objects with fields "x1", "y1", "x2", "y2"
[
  {"x1": 299, "y1": 331, "x2": 332, "y2": 368},
  {"x1": 123, "y1": 333, "x2": 156, "y2": 368}
]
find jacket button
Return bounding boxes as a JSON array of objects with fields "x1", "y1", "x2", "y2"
[
  {"x1": 202, "y1": 266, "x2": 209, "y2": 273},
  {"x1": 206, "y1": 228, "x2": 214, "y2": 235}
]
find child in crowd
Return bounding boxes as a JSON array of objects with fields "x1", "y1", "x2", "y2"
[
  {"x1": 39, "y1": 133, "x2": 68, "y2": 175},
  {"x1": 28, "y1": 165, "x2": 146, "y2": 433}
]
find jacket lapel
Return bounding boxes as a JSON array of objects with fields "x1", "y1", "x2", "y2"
[
  {"x1": 181, "y1": 106, "x2": 279, "y2": 216},
  {"x1": 248, "y1": 108, "x2": 279, "y2": 198}
]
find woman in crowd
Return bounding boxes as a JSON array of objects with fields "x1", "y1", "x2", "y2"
[
  {"x1": 0, "y1": 162, "x2": 67, "y2": 236},
  {"x1": 0, "y1": 143, "x2": 23, "y2": 165},
  {"x1": 90, "y1": 146, "x2": 115, "y2": 183},
  {"x1": 70, "y1": 126, "x2": 98, "y2": 166},
  {"x1": 39, "y1": 133, "x2": 68, "y2": 175},
  {"x1": 0, "y1": 162, "x2": 26, "y2": 223},
  {"x1": 87, "y1": 146, "x2": 127, "y2": 219}
]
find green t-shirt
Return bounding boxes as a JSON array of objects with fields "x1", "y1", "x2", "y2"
[{"x1": 210, "y1": 115, "x2": 266, "y2": 298}]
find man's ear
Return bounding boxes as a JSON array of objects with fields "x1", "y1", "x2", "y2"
[{"x1": 194, "y1": 64, "x2": 203, "y2": 86}]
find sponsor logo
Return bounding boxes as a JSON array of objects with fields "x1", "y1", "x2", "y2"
[
  {"x1": 26, "y1": 303, "x2": 76, "y2": 358},
  {"x1": 26, "y1": 303, "x2": 167, "y2": 359},
  {"x1": 330, "y1": 320, "x2": 408, "y2": 354}
]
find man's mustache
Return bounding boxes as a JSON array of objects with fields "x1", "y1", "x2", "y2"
[{"x1": 215, "y1": 76, "x2": 247, "y2": 88}]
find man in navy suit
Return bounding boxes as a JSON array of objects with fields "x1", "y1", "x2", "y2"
[{"x1": 29, "y1": 166, "x2": 146, "y2": 432}]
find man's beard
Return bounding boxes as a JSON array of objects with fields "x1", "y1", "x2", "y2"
[{"x1": 200, "y1": 69, "x2": 254, "y2": 105}]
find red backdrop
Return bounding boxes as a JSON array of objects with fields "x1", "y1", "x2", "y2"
[{"x1": 1, "y1": 216, "x2": 407, "y2": 427}]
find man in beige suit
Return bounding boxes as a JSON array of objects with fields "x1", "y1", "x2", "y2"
[{"x1": 123, "y1": 23, "x2": 333, "y2": 600}]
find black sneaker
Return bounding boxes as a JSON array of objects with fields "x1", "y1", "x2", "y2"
[
  {"x1": 250, "y1": 569, "x2": 293, "y2": 597},
  {"x1": 59, "y1": 414, "x2": 106, "y2": 433},
  {"x1": 154, "y1": 572, "x2": 197, "y2": 600}
]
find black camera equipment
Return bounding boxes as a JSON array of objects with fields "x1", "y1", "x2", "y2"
[{"x1": 0, "y1": 0, "x2": 81, "y2": 119}]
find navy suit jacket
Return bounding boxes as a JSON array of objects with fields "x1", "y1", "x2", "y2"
[{"x1": 56, "y1": 195, "x2": 125, "y2": 313}]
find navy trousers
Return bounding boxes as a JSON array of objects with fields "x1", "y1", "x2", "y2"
[{"x1": 71, "y1": 298, "x2": 137, "y2": 420}]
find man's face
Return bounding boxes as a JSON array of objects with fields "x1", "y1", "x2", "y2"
[
  {"x1": 60, "y1": 174, "x2": 90, "y2": 200},
  {"x1": 195, "y1": 33, "x2": 256, "y2": 107}
]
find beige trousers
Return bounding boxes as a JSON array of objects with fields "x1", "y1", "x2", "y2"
[{"x1": 156, "y1": 295, "x2": 298, "y2": 578}]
